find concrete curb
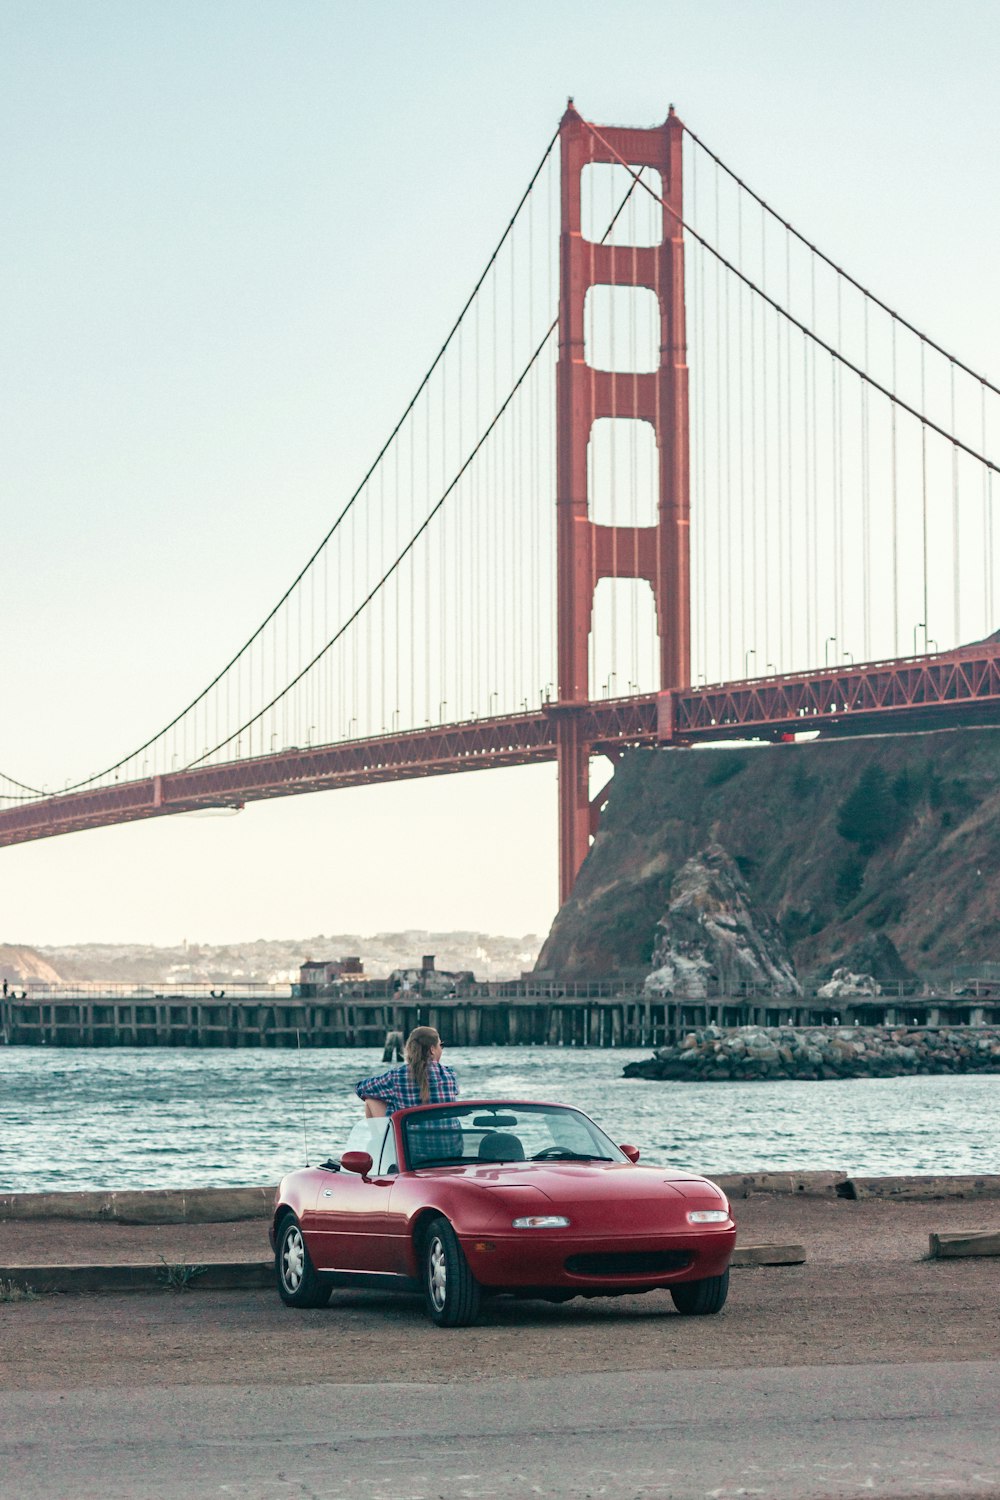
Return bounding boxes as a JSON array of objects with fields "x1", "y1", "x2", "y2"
[
  {"x1": 0, "y1": 1261, "x2": 273, "y2": 1294},
  {"x1": 3, "y1": 1174, "x2": 999, "y2": 1223},
  {"x1": 0, "y1": 1246, "x2": 805, "y2": 1294},
  {"x1": 0, "y1": 1187, "x2": 275, "y2": 1224},
  {"x1": 837, "y1": 1176, "x2": 1000, "y2": 1201},
  {"x1": 731, "y1": 1243, "x2": 805, "y2": 1266},
  {"x1": 712, "y1": 1171, "x2": 847, "y2": 1198},
  {"x1": 928, "y1": 1231, "x2": 1000, "y2": 1258}
]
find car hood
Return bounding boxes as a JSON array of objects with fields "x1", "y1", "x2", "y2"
[{"x1": 430, "y1": 1161, "x2": 727, "y2": 1213}]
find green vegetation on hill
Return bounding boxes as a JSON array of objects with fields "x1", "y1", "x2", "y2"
[{"x1": 536, "y1": 728, "x2": 1000, "y2": 982}]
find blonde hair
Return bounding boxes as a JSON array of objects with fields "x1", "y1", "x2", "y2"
[{"x1": 404, "y1": 1026, "x2": 441, "y2": 1103}]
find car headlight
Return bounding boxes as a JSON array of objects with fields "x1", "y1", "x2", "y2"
[
  {"x1": 687, "y1": 1209, "x2": 730, "y2": 1223},
  {"x1": 512, "y1": 1215, "x2": 571, "y2": 1229}
]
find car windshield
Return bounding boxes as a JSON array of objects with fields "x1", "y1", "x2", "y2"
[{"x1": 400, "y1": 1102, "x2": 626, "y2": 1169}]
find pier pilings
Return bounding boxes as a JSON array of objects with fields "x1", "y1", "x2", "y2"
[{"x1": 2, "y1": 983, "x2": 998, "y2": 1048}]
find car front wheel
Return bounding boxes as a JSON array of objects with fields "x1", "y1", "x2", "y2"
[
  {"x1": 276, "y1": 1214, "x2": 329, "y2": 1308},
  {"x1": 421, "y1": 1215, "x2": 481, "y2": 1327},
  {"x1": 670, "y1": 1268, "x2": 729, "y2": 1315}
]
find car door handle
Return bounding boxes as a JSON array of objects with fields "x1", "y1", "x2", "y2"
[{"x1": 322, "y1": 1189, "x2": 335, "y2": 1197}]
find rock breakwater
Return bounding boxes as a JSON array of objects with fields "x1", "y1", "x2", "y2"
[{"x1": 623, "y1": 1024, "x2": 1000, "y2": 1082}]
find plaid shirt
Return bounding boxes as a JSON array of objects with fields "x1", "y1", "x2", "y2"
[{"x1": 355, "y1": 1061, "x2": 459, "y2": 1115}]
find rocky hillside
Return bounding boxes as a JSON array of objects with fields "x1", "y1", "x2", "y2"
[
  {"x1": 536, "y1": 727, "x2": 1000, "y2": 984},
  {"x1": 0, "y1": 945, "x2": 61, "y2": 986}
]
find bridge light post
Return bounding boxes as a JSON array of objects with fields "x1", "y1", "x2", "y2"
[
  {"x1": 824, "y1": 636, "x2": 837, "y2": 667},
  {"x1": 843, "y1": 651, "x2": 854, "y2": 666},
  {"x1": 766, "y1": 662, "x2": 776, "y2": 675},
  {"x1": 744, "y1": 648, "x2": 756, "y2": 677},
  {"x1": 913, "y1": 622, "x2": 926, "y2": 655},
  {"x1": 488, "y1": 691, "x2": 498, "y2": 716}
]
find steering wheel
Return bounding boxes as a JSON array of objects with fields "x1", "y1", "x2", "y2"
[{"x1": 531, "y1": 1146, "x2": 581, "y2": 1160}]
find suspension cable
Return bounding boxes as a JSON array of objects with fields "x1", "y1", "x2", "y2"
[
  {"x1": 582, "y1": 117, "x2": 1000, "y2": 475},
  {"x1": 682, "y1": 122, "x2": 1000, "y2": 398},
  {"x1": 187, "y1": 317, "x2": 561, "y2": 766},
  {"x1": 2, "y1": 126, "x2": 560, "y2": 800}
]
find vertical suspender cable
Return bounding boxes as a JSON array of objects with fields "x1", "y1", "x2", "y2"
[
  {"x1": 714, "y1": 163, "x2": 724, "y2": 679},
  {"x1": 890, "y1": 320, "x2": 899, "y2": 657},
  {"x1": 760, "y1": 204, "x2": 770, "y2": 666},
  {"x1": 920, "y1": 341, "x2": 929, "y2": 654},
  {"x1": 861, "y1": 301, "x2": 871, "y2": 660},
  {"x1": 951, "y1": 361, "x2": 960, "y2": 645},
  {"x1": 983, "y1": 382, "x2": 993, "y2": 635}
]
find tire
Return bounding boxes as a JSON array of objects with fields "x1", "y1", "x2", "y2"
[
  {"x1": 275, "y1": 1214, "x2": 329, "y2": 1308},
  {"x1": 421, "y1": 1215, "x2": 482, "y2": 1327},
  {"x1": 670, "y1": 1268, "x2": 729, "y2": 1316}
]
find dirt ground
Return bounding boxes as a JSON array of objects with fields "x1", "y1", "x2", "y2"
[{"x1": 2, "y1": 1195, "x2": 998, "y2": 1391}]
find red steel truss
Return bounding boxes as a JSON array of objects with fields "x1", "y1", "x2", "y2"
[{"x1": 2, "y1": 641, "x2": 999, "y2": 851}]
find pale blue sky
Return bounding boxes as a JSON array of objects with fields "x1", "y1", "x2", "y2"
[{"x1": 2, "y1": 1, "x2": 999, "y2": 945}]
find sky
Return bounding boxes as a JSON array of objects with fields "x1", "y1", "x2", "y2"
[{"x1": 2, "y1": 0, "x2": 1000, "y2": 947}]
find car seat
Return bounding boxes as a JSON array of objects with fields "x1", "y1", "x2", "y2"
[{"x1": 477, "y1": 1131, "x2": 525, "y2": 1162}]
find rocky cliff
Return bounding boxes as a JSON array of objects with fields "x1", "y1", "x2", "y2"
[
  {"x1": 645, "y1": 844, "x2": 800, "y2": 997},
  {"x1": 536, "y1": 727, "x2": 1000, "y2": 984}
]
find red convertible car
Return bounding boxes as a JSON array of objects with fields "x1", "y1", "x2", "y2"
[{"x1": 271, "y1": 1099, "x2": 735, "y2": 1326}]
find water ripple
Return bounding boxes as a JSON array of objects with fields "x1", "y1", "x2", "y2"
[{"x1": 1, "y1": 1045, "x2": 997, "y2": 1190}]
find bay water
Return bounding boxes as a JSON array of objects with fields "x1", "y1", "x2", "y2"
[{"x1": 2, "y1": 1045, "x2": 997, "y2": 1193}]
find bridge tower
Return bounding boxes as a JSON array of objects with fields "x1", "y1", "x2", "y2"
[{"x1": 555, "y1": 101, "x2": 690, "y2": 903}]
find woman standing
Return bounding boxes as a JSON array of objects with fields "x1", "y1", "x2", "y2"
[{"x1": 355, "y1": 1026, "x2": 458, "y2": 1117}]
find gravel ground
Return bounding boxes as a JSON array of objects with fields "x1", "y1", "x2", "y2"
[{"x1": 2, "y1": 1195, "x2": 998, "y2": 1391}]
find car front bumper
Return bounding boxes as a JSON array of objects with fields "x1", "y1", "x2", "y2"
[{"x1": 460, "y1": 1223, "x2": 736, "y2": 1292}]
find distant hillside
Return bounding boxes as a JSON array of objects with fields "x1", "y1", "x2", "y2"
[
  {"x1": 536, "y1": 727, "x2": 1000, "y2": 983},
  {"x1": 1, "y1": 932, "x2": 540, "y2": 985},
  {"x1": 0, "y1": 945, "x2": 62, "y2": 985}
]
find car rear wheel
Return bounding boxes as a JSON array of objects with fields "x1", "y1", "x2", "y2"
[
  {"x1": 670, "y1": 1268, "x2": 729, "y2": 1315},
  {"x1": 421, "y1": 1215, "x2": 481, "y2": 1327},
  {"x1": 276, "y1": 1214, "x2": 329, "y2": 1308}
]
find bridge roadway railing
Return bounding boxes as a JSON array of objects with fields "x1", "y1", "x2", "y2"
[{"x1": 3, "y1": 981, "x2": 999, "y2": 1048}]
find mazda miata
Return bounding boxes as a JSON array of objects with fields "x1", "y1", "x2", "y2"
[{"x1": 271, "y1": 1099, "x2": 735, "y2": 1326}]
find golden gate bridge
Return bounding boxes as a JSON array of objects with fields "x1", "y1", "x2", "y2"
[{"x1": 3, "y1": 101, "x2": 999, "y2": 903}]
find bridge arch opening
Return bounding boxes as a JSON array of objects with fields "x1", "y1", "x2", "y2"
[
  {"x1": 587, "y1": 416, "x2": 658, "y2": 528},
  {"x1": 581, "y1": 163, "x2": 663, "y2": 247},
  {"x1": 589, "y1": 576, "x2": 660, "y2": 701},
  {"x1": 584, "y1": 284, "x2": 660, "y2": 374}
]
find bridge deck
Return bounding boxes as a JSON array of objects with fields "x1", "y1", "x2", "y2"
[{"x1": 1, "y1": 642, "x2": 999, "y2": 848}]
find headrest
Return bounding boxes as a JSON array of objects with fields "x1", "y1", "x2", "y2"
[{"x1": 478, "y1": 1131, "x2": 525, "y2": 1162}]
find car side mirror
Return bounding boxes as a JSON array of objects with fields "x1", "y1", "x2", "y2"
[
  {"x1": 619, "y1": 1144, "x2": 640, "y2": 1163},
  {"x1": 341, "y1": 1150, "x2": 373, "y2": 1177}
]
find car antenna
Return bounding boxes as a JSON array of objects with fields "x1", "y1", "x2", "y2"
[{"x1": 296, "y1": 1028, "x2": 310, "y2": 1166}]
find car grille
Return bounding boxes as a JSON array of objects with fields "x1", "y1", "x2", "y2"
[{"x1": 564, "y1": 1250, "x2": 693, "y2": 1277}]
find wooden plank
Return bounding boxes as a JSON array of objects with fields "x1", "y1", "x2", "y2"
[{"x1": 929, "y1": 1230, "x2": 1000, "y2": 1258}]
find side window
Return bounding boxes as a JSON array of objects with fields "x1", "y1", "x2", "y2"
[
  {"x1": 341, "y1": 1118, "x2": 390, "y2": 1165},
  {"x1": 378, "y1": 1122, "x2": 399, "y2": 1175}
]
